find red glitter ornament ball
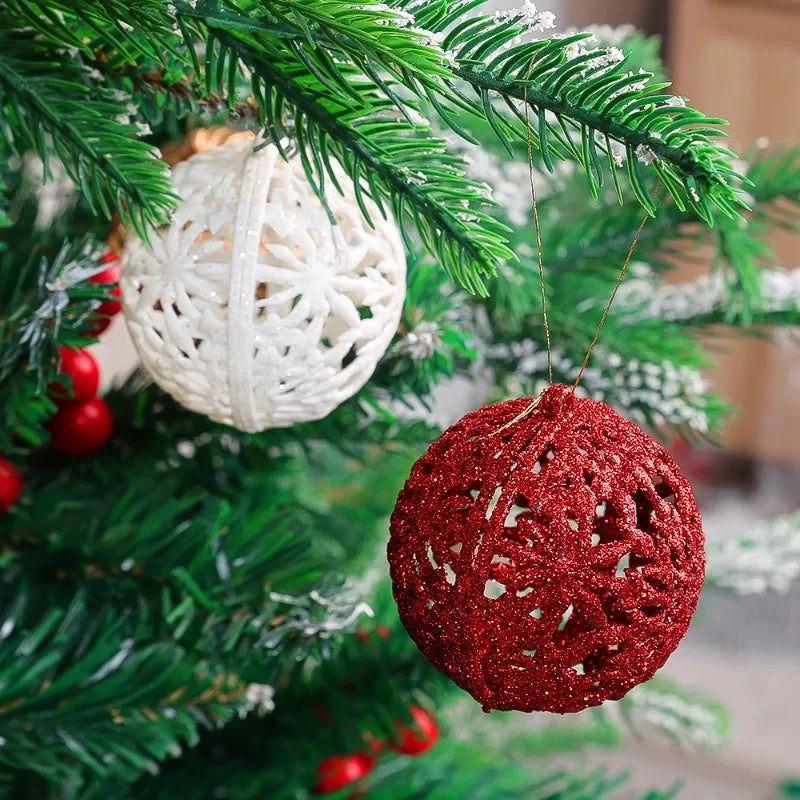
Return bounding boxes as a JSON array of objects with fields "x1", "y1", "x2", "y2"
[
  {"x1": 88, "y1": 253, "x2": 123, "y2": 334},
  {"x1": 50, "y1": 397, "x2": 113, "y2": 457},
  {"x1": 390, "y1": 705, "x2": 439, "y2": 755},
  {"x1": 0, "y1": 457, "x2": 23, "y2": 512},
  {"x1": 388, "y1": 384, "x2": 705, "y2": 714},
  {"x1": 314, "y1": 753, "x2": 375, "y2": 795},
  {"x1": 49, "y1": 347, "x2": 100, "y2": 405}
]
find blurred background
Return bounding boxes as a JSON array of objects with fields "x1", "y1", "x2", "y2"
[
  {"x1": 91, "y1": 2, "x2": 800, "y2": 798},
  {"x1": 481, "y1": 1, "x2": 800, "y2": 799}
]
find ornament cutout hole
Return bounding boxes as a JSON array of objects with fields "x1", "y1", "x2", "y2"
[
  {"x1": 532, "y1": 445, "x2": 556, "y2": 475},
  {"x1": 615, "y1": 552, "x2": 631, "y2": 578},
  {"x1": 426, "y1": 543, "x2": 438, "y2": 570},
  {"x1": 485, "y1": 486, "x2": 503, "y2": 520},
  {"x1": 255, "y1": 282, "x2": 270, "y2": 318},
  {"x1": 516, "y1": 586, "x2": 535, "y2": 598},
  {"x1": 530, "y1": 607, "x2": 542, "y2": 619},
  {"x1": 522, "y1": 649, "x2": 537, "y2": 658},
  {"x1": 484, "y1": 579, "x2": 507, "y2": 600},
  {"x1": 341, "y1": 345, "x2": 358, "y2": 369},
  {"x1": 503, "y1": 498, "x2": 530, "y2": 528},
  {"x1": 593, "y1": 500, "x2": 623, "y2": 544},
  {"x1": 553, "y1": 607, "x2": 586, "y2": 648},
  {"x1": 634, "y1": 489, "x2": 657, "y2": 533},
  {"x1": 595, "y1": 502, "x2": 607, "y2": 518},
  {"x1": 449, "y1": 542, "x2": 463, "y2": 554},
  {"x1": 654, "y1": 477, "x2": 677, "y2": 505},
  {"x1": 443, "y1": 563, "x2": 457, "y2": 585},
  {"x1": 557, "y1": 604, "x2": 574, "y2": 631}
]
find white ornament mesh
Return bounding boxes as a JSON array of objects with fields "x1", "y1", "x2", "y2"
[{"x1": 121, "y1": 138, "x2": 406, "y2": 431}]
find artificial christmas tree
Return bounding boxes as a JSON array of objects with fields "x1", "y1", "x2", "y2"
[{"x1": 1, "y1": 2, "x2": 799, "y2": 799}]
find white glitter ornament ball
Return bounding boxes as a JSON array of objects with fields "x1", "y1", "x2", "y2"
[{"x1": 121, "y1": 136, "x2": 407, "y2": 431}]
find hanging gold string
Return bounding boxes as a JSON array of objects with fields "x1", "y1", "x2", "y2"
[
  {"x1": 523, "y1": 82, "x2": 553, "y2": 386},
  {"x1": 482, "y1": 65, "x2": 555, "y2": 439},
  {"x1": 478, "y1": 57, "x2": 555, "y2": 439},
  {"x1": 572, "y1": 185, "x2": 661, "y2": 391},
  {"x1": 493, "y1": 54, "x2": 658, "y2": 434}
]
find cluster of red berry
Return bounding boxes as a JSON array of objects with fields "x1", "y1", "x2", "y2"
[
  {"x1": 314, "y1": 626, "x2": 440, "y2": 795},
  {"x1": 315, "y1": 704, "x2": 439, "y2": 795},
  {"x1": 0, "y1": 254, "x2": 122, "y2": 513}
]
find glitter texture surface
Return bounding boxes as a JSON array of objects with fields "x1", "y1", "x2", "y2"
[{"x1": 388, "y1": 384, "x2": 705, "y2": 713}]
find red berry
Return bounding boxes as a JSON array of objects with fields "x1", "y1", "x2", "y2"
[
  {"x1": 49, "y1": 347, "x2": 100, "y2": 405},
  {"x1": 88, "y1": 255, "x2": 123, "y2": 334},
  {"x1": 49, "y1": 397, "x2": 113, "y2": 457},
  {"x1": 356, "y1": 624, "x2": 390, "y2": 644},
  {"x1": 0, "y1": 458, "x2": 22, "y2": 512},
  {"x1": 390, "y1": 705, "x2": 439, "y2": 756},
  {"x1": 314, "y1": 753, "x2": 375, "y2": 795},
  {"x1": 363, "y1": 732, "x2": 384, "y2": 755}
]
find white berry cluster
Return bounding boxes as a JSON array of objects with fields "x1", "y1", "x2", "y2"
[
  {"x1": 708, "y1": 512, "x2": 800, "y2": 595},
  {"x1": 619, "y1": 263, "x2": 800, "y2": 322},
  {"x1": 606, "y1": 683, "x2": 726, "y2": 748},
  {"x1": 487, "y1": 339, "x2": 711, "y2": 434}
]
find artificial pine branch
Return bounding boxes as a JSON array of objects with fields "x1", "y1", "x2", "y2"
[
  {"x1": 8, "y1": 457, "x2": 367, "y2": 672},
  {"x1": 0, "y1": 33, "x2": 176, "y2": 234},
  {"x1": 209, "y1": 28, "x2": 513, "y2": 295},
  {"x1": 483, "y1": 144, "x2": 800, "y2": 328},
  {"x1": 0, "y1": 588, "x2": 252, "y2": 790},
  {"x1": 2, "y1": 0, "x2": 747, "y2": 293},
  {"x1": 395, "y1": 0, "x2": 744, "y2": 222},
  {"x1": 2, "y1": 0, "x2": 182, "y2": 62},
  {"x1": 616, "y1": 264, "x2": 800, "y2": 330},
  {"x1": 0, "y1": 232, "x2": 109, "y2": 452}
]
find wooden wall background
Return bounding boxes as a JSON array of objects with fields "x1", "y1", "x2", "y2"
[
  {"x1": 562, "y1": 0, "x2": 800, "y2": 462},
  {"x1": 671, "y1": 0, "x2": 800, "y2": 462}
]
